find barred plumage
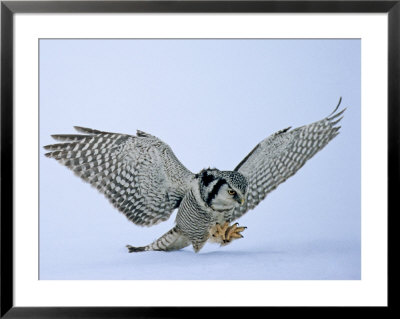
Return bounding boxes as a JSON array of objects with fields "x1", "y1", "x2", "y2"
[
  {"x1": 232, "y1": 99, "x2": 345, "y2": 220},
  {"x1": 44, "y1": 98, "x2": 345, "y2": 253},
  {"x1": 45, "y1": 128, "x2": 194, "y2": 226}
]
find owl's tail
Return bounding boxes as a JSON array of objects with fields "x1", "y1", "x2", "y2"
[{"x1": 126, "y1": 226, "x2": 190, "y2": 252}]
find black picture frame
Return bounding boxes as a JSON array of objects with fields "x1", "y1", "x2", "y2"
[{"x1": 1, "y1": 0, "x2": 396, "y2": 317}]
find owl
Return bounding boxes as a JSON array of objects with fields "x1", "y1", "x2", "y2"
[{"x1": 44, "y1": 99, "x2": 345, "y2": 253}]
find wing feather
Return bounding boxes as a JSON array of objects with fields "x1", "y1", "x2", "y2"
[
  {"x1": 44, "y1": 127, "x2": 194, "y2": 226},
  {"x1": 232, "y1": 100, "x2": 345, "y2": 220}
]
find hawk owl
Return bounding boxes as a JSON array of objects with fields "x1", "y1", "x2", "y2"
[{"x1": 44, "y1": 99, "x2": 345, "y2": 253}]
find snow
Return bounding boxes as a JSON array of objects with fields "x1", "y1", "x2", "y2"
[{"x1": 40, "y1": 239, "x2": 360, "y2": 280}]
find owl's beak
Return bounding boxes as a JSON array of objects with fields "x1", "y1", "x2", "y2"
[{"x1": 234, "y1": 195, "x2": 245, "y2": 206}]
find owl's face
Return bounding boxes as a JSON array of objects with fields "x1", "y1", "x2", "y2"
[
  {"x1": 209, "y1": 182, "x2": 246, "y2": 211},
  {"x1": 198, "y1": 169, "x2": 248, "y2": 211}
]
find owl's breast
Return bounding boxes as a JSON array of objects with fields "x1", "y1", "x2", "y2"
[{"x1": 175, "y1": 187, "x2": 214, "y2": 242}]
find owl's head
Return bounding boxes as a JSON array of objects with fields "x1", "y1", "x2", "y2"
[{"x1": 197, "y1": 168, "x2": 248, "y2": 211}]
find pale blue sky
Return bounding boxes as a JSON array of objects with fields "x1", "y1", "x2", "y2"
[{"x1": 40, "y1": 39, "x2": 360, "y2": 280}]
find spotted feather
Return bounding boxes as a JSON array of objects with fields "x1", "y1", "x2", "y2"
[
  {"x1": 44, "y1": 128, "x2": 194, "y2": 226},
  {"x1": 232, "y1": 99, "x2": 345, "y2": 220}
]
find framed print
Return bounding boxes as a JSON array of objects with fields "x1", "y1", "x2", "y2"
[{"x1": 1, "y1": 0, "x2": 396, "y2": 317}]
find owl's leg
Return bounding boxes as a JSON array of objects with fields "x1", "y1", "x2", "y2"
[
  {"x1": 210, "y1": 222, "x2": 247, "y2": 246},
  {"x1": 126, "y1": 226, "x2": 190, "y2": 252}
]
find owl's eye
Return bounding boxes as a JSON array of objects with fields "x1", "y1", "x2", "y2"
[{"x1": 228, "y1": 189, "x2": 236, "y2": 195}]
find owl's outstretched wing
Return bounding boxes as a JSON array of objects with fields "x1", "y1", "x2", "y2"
[
  {"x1": 232, "y1": 99, "x2": 345, "y2": 220},
  {"x1": 44, "y1": 127, "x2": 195, "y2": 226}
]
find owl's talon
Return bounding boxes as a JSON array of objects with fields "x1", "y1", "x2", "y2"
[
  {"x1": 212, "y1": 222, "x2": 246, "y2": 245},
  {"x1": 214, "y1": 222, "x2": 230, "y2": 240},
  {"x1": 225, "y1": 223, "x2": 247, "y2": 241}
]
